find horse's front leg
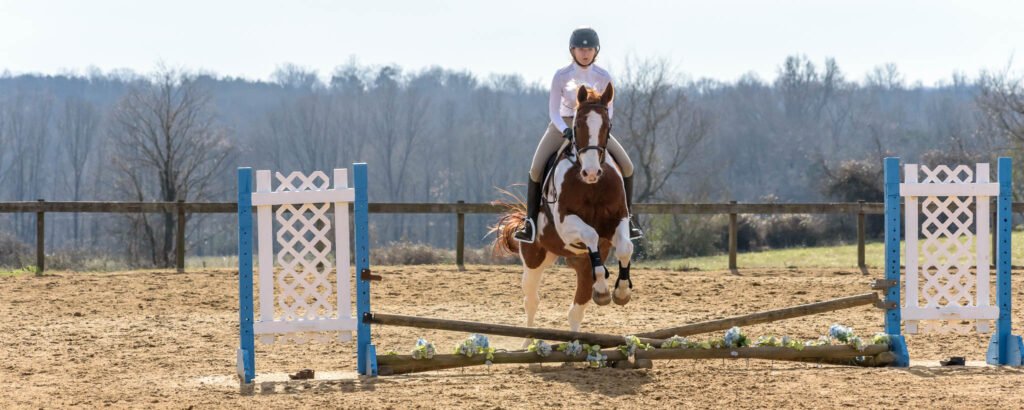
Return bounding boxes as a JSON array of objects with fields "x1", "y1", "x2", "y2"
[
  {"x1": 612, "y1": 216, "x2": 634, "y2": 305},
  {"x1": 560, "y1": 214, "x2": 611, "y2": 306}
]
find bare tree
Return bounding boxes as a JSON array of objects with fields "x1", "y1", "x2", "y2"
[
  {"x1": 977, "y1": 68, "x2": 1024, "y2": 144},
  {"x1": 866, "y1": 63, "x2": 905, "y2": 90},
  {"x1": 617, "y1": 56, "x2": 713, "y2": 202},
  {"x1": 367, "y1": 66, "x2": 431, "y2": 201},
  {"x1": 1, "y1": 92, "x2": 53, "y2": 240},
  {"x1": 272, "y1": 63, "x2": 322, "y2": 90},
  {"x1": 264, "y1": 91, "x2": 340, "y2": 172},
  {"x1": 57, "y1": 97, "x2": 100, "y2": 245},
  {"x1": 110, "y1": 67, "x2": 233, "y2": 267}
]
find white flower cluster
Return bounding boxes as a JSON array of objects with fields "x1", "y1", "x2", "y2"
[
  {"x1": 412, "y1": 338, "x2": 436, "y2": 360},
  {"x1": 619, "y1": 335, "x2": 653, "y2": 358},
  {"x1": 754, "y1": 335, "x2": 804, "y2": 350},
  {"x1": 660, "y1": 335, "x2": 689, "y2": 349}
]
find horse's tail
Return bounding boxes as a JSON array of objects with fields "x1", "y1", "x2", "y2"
[{"x1": 489, "y1": 188, "x2": 528, "y2": 256}]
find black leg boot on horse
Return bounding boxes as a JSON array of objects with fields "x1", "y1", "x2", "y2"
[
  {"x1": 514, "y1": 178, "x2": 542, "y2": 243},
  {"x1": 623, "y1": 175, "x2": 643, "y2": 240}
]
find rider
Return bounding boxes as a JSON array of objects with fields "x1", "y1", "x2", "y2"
[{"x1": 514, "y1": 26, "x2": 643, "y2": 243}]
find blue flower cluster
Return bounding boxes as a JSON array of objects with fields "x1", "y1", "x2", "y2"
[{"x1": 527, "y1": 339, "x2": 553, "y2": 357}]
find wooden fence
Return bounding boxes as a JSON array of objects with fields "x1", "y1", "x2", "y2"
[{"x1": 1, "y1": 200, "x2": 1015, "y2": 274}]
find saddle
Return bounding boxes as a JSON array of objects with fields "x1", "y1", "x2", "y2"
[{"x1": 539, "y1": 140, "x2": 619, "y2": 205}]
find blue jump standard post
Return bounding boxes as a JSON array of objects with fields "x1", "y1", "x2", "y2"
[
  {"x1": 987, "y1": 157, "x2": 1024, "y2": 365},
  {"x1": 237, "y1": 167, "x2": 256, "y2": 385},
  {"x1": 354, "y1": 163, "x2": 378, "y2": 376},
  {"x1": 882, "y1": 157, "x2": 909, "y2": 366}
]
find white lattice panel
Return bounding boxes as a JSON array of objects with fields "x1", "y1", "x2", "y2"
[
  {"x1": 253, "y1": 169, "x2": 355, "y2": 344},
  {"x1": 901, "y1": 163, "x2": 998, "y2": 334}
]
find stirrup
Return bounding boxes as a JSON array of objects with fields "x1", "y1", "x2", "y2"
[
  {"x1": 628, "y1": 218, "x2": 643, "y2": 240},
  {"x1": 514, "y1": 219, "x2": 536, "y2": 243}
]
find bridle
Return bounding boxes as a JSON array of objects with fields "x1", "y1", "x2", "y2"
[
  {"x1": 540, "y1": 101, "x2": 610, "y2": 207},
  {"x1": 567, "y1": 103, "x2": 610, "y2": 165}
]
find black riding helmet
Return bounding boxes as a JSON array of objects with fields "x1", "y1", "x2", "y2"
[{"x1": 569, "y1": 27, "x2": 600, "y2": 66}]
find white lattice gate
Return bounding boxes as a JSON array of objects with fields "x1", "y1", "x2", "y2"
[
  {"x1": 900, "y1": 163, "x2": 1000, "y2": 334},
  {"x1": 252, "y1": 169, "x2": 356, "y2": 342}
]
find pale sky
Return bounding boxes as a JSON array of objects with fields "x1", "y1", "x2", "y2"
[{"x1": 1, "y1": 0, "x2": 1021, "y2": 86}]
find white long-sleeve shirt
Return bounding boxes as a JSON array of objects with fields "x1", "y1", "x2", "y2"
[{"x1": 548, "y1": 63, "x2": 614, "y2": 131}]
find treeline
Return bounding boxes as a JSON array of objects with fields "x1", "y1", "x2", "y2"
[{"x1": 1, "y1": 56, "x2": 1022, "y2": 267}]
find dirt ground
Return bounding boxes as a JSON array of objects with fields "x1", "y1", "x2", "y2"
[{"x1": 3, "y1": 264, "x2": 1024, "y2": 409}]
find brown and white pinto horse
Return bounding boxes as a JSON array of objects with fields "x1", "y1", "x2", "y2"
[{"x1": 495, "y1": 83, "x2": 634, "y2": 334}]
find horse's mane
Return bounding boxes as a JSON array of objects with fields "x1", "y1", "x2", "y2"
[{"x1": 577, "y1": 86, "x2": 605, "y2": 108}]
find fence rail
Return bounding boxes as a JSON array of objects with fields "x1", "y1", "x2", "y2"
[{"x1": 3, "y1": 200, "x2": 1016, "y2": 274}]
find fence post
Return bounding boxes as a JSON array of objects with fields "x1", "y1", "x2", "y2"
[
  {"x1": 728, "y1": 200, "x2": 738, "y2": 270},
  {"x1": 456, "y1": 200, "x2": 466, "y2": 271},
  {"x1": 857, "y1": 200, "x2": 866, "y2": 269},
  {"x1": 36, "y1": 199, "x2": 44, "y2": 276},
  {"x1": 176, "y1": 199, "x2": 186, "y2": 273}
]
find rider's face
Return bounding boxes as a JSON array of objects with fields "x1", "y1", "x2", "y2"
[{"x1": 572, "y1": 47, "x2": 596, "y2": 65}]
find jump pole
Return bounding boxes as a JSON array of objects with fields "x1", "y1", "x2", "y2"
[
  {"x1": 376, "y1": 343, "x2": 894, "y2": 376},
  {"x1": 636, "y1": 293, "x2": 882, "y2": 339},
  {"x1": 365, "y1": 312, "x2": 662, "y2": 347}
]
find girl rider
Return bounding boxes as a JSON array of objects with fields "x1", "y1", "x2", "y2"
[{"x1": 514, "y1": 27, "x2": 642, "y2": 243}]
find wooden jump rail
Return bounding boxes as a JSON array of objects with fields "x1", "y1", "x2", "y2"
[
  {"x1": 365, "y1": 313, "x2": 664, "y2": 347},
  {"x1": 376, "y1": 344, "x2": 895, "y2": 376},
  {"x1": 5, "y1": 200, "x2": 1016, "y2": 274},
  {"x1": 635, "y1": 293, "x2": 884, "y2": 339}
]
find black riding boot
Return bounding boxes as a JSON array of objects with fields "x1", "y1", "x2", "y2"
[
  {"x1": 624, "y1": 175, "x2": 643, "y2": 239},
  {"x1": 514, "y1": 178, "x2": 542, "y2": 243}
]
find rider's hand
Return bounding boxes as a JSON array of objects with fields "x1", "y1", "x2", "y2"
[{"x1": 562, "y1": 127, "x2": 574, "y2": 140}]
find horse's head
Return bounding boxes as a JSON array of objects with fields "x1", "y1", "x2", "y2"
[{"x1": 572, "y1": 83, "x2": 614, "y2": 184}]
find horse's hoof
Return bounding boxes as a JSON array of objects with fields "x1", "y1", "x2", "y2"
[
  {"x1": 592, "y1": 289, "x2": 612, "y2": 306},
  {"x1": 613, "y1": 292, "x2": 631, "y2": 306}
]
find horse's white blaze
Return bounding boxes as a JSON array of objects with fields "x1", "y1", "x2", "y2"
[{"x1": 580, "y1": 111, "x2": 603, "y2": 182}]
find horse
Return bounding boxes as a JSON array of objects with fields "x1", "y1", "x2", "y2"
[{"x1": 494, "y1": 83, "x2": 634, "y2": 334}]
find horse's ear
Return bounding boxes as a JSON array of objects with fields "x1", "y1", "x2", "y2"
[
  {"x1": 577, "y1": 86, "x2": 589, "y2": 105},
  {"x1": 601, "y1": 83, "x2": 614, "y2": 106}
]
